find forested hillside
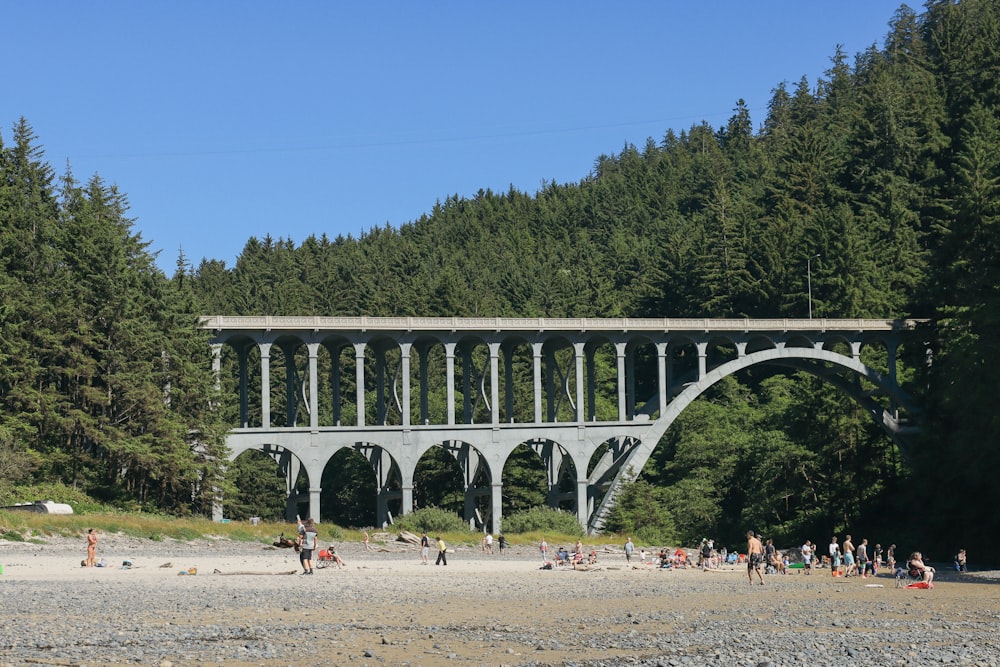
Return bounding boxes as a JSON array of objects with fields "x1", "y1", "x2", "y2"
[{"x1": 2, "y1": 1, "x2": 998, "y2": 558}]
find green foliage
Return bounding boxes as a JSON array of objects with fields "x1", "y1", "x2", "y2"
[
  {"x1": 394, "y1": 507, "x2": 470, "y2": 534},
  {"x1": 603, "y1": 479, "x2": 676, "y2": 546},
  {"x1": 502, "y1": 506, "x2": 583, "y2": 537}
]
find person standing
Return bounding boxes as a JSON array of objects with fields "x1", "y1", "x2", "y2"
[
  {"x1": 435, "y1": 536, "x2": 448, "y2": 566},
  {"x1": 887, "y1": 544, "x2": 896, "y2": 571},
  {"x1": 485, "y1": 533, "x2": 494, "y2": 554},
  {"x1": 420, "y1": 532, "x2": 430, "y2": 565},
  {"x1": 842, "y1": 535, "x2": 856, "y2": 577},
  {"x1": 747, "y1": 531, "x2": 765, "y2": 585},
  {"x1": 86, "y1": 529, "x2": 98, "y2": 567},
  {"x1": 829, "y1": 536, "x2": 840, "y2": 577},
  {"x1": 624, "y1": 537, "x2": 635, "y2": 564},
  {"x1": 539, "y1": 537, "x2": 549, "y2": 563},
  {"x1": 801, "y1": 540, "x2": 813, "y2": 575},
  {"x1": 363, "y1": 531, "x2": 373, "y2": 551},
  {"x1": 857, "y1": 538, "x2": 870, "y2": 578},
  {"x1": 498, "y1": 533, "x2": 507, "y2": 556},
  {"x1": 298, "y1": 518, "x2": 318, "y2": 575}
]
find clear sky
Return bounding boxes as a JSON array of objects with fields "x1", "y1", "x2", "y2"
[{"x1": 4, "y1": 1, "x2": 906, "y2": 273}]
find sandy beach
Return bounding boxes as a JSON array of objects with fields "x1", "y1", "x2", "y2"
[{"x1": 3, "y1": 534, "x2": 1000, "y2": 666}]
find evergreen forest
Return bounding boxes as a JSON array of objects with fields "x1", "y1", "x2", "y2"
[{"x1": 2, "y1": 1, "x2": 998, "y2": 560}]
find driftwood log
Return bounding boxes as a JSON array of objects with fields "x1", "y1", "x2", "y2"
[
  {"x1": 397, "y1": 530, "x2": 421, "y2": 546},
  {"x1": 212, "y1": 569, "x2": 299, "y2": 575}
]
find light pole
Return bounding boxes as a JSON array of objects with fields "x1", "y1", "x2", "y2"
[{"x1": 807, "y1": 254, "x2": 820, "y2": 319}]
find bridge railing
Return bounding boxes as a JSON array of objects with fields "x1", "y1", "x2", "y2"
[{"x1": 200, "y1": 315, "x2": 924, "y2": 333}]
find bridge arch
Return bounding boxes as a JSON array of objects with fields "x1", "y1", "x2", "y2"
[{"x1": 589, "y1": 346, "x2": 917, "y2": 533}]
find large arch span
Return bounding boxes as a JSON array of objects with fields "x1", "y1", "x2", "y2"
[
  {"x1": 204, "y1": 316, "x2": 923, "y2": 533},
  {"x1": 586, "y1": 346, "x2": 919, "y2": 532}
]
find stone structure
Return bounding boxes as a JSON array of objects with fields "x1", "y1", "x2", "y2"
[{"x1": 203, "y1": 316, "x2": 921, "y2": 533}]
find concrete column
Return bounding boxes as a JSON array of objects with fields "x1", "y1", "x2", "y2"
[
  {"x1": 401, "y1": 485, "x2": 413, "y2": 516},
  {"x1": 656, "y1": 342, "x2": 668, "y2": 419},
  {"x1": 574, "y1": 342, "x2": 585, "y2": 423},
  {"x1": 616, "y1": 343, "x2": 627, "y2": 422},
  {"x1": 354, "y1": 343, "x2": 366, "y2": 427},
  {"x1": 577, "y1": 478, "x2": 588, "y2": 532},
  {"x1": 445, "y1": 342, "x2": 456, "y2": 426},
  {"x1": 532, "y1": 342, "x2": 544, "y2": 423},
  {"x1": 491, "y1": 483, "x2": 503, "y2": 535},
  {"x1": 308, "y1": 343, "x2": 319, "y2": 431},
  {"x1": 400, "y1": 343, "x2": 412, "y2": 428},
  {"x1": 887, "y1": 342, "x2": 898, "y2": 384},
  {"x1": 696, "y1": 341, "x2": 708, "y2": 380},
  {"x1": 736, "y1": 341, "x2": 748, "y2": 358},
  {"x1": 259, "y1": 343, "x2": 272, "y2": 429},
  {"x1": 489, "y1": 342, "x2": 501, "y2": 427},
  {"x1": 309, "y1": 487, "x2": 321, "y2": 523},
  {"x1": 585, "y1": 346, "x2": 596, "y2": 421},
  {"x1": 210, "y1": 344, "x2": 222, "y2": 393}
]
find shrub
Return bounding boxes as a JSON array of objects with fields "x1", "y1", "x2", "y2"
[
  {"x1": 603, "y1": 479, "x2": 676, "y2": 546},
  {"x1": 502, "y1": 506, "x2": 583, "y2": 536},
  {"x1": 394, "y1": 507, "x2": 470, "y2": 534}
]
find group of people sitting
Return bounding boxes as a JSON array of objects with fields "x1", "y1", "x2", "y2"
[{"x1": 554, "y1": 543, "x2": 597, "y2": 567}]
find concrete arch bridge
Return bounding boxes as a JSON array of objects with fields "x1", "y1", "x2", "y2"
[{"x1": 202, "y1": 316, "x2": 922, "y2": 534}]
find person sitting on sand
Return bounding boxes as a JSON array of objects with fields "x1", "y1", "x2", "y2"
[
  {"x1": 329, "y1": 545, "x2": 345, "y2": 568},
  {"x1": 908, "y1": 552, "x2": 935, "y2": 585},
  {"x1": 555, "y1": 547, "x2": 569, "y2": 565}
]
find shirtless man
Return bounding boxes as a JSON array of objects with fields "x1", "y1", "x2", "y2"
[
  {"x1": 746, "y1": 531, "x2": 765, "y2": 585},
  {"x1": 843, "y1": 534, "x2": 856, "y2": 577}
]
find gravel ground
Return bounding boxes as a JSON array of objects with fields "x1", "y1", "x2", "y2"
[{"x1": 2, "y1": 534, "x2": 1000, "y2": 667}]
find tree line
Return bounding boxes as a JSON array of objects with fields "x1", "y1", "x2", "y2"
[{"x1": 2, "y1": 1, "x2": 998, "y2": 557}]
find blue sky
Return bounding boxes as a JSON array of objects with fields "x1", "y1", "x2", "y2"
[{"x1": 4, "y1": 1, "x2": 906, "y2": 273}]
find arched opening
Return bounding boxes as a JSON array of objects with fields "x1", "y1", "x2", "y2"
[
  {"x1": 320, "y1": 448, "x2": 378, "y2": 527},
  {"x1": 502, "y1": 443, "x2": 547, "y2": 516},
  {"x1": 413, "y1": 445, "x2": 464, "y2": 513},
  {"x1": 226, "y1": 448, "x2": 295, "y2": 521}
]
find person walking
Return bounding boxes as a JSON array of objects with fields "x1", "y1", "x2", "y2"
[
  {"x1": 747, "y1": 531, "x2": 765, "y2": 585},
  {"x1": 624, "y1": 537, "x2": 635, "y2": 564},
  {"x1": 420, "y1": 532, "x2": 430, "y2": 564},
  {"x1": 801, "y1": 540, "x2": 813, "y2": 575},
  {"x1": 435, "y1": 536, "x2": 448, "y2": 566},
  {"x1": 498, "y1": 533, "x2": 507, "y2": 556}
]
